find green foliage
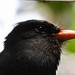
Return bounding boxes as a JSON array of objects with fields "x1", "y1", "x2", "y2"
[
  {"x1": 44, "y1": 2, "x2": 73, "y2": 14},
  {"x1": 67, "y1": 39, "x2": 75, "y2": 53}
]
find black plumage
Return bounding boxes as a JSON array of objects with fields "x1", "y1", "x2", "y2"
[{"x1": 0, "y1": 20, "x2": 62, "y2": 75}]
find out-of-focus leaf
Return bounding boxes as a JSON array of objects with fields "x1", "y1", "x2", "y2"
[{"x1": 44, "y1": 2, "x2": 73, "y2": 14}]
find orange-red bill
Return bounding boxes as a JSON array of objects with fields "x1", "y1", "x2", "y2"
[{"x1": 55, "y1": 30, "x2": 75, "y2": 41}]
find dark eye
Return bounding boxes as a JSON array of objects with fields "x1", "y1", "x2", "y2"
[{"x1": 35, "y1": 26, "x2": 46, "y2": 34}]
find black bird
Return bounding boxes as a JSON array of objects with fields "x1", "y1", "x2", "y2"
[{"x1": 0, "y1": 20, "x2": 75, "y2": 75}]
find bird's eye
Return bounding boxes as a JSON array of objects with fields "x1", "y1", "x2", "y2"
[{"x1": 35, "y1": 26, "x2": 46, "y2": 34}]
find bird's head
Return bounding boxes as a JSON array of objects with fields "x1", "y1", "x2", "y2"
[{"x1": 4, "y1": 20, "x2": 75, "y2": 75}]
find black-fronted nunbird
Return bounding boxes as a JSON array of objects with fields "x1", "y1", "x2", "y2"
[{"x1": 0, "y1": 20, "x2": 75, "y2": 75}]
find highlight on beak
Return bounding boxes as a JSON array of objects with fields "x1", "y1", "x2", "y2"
[{"x1": 55, "y1": 30, "x2": 75, "y2": 41}]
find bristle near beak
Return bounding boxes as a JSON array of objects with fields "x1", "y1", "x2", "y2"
[{"x1": 55, "y1": 30, "x2": 75, "y2": 41}]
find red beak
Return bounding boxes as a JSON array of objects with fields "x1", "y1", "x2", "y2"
[{"x1": 55, "y1": 30, "x2": 75, "y2": 41}]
